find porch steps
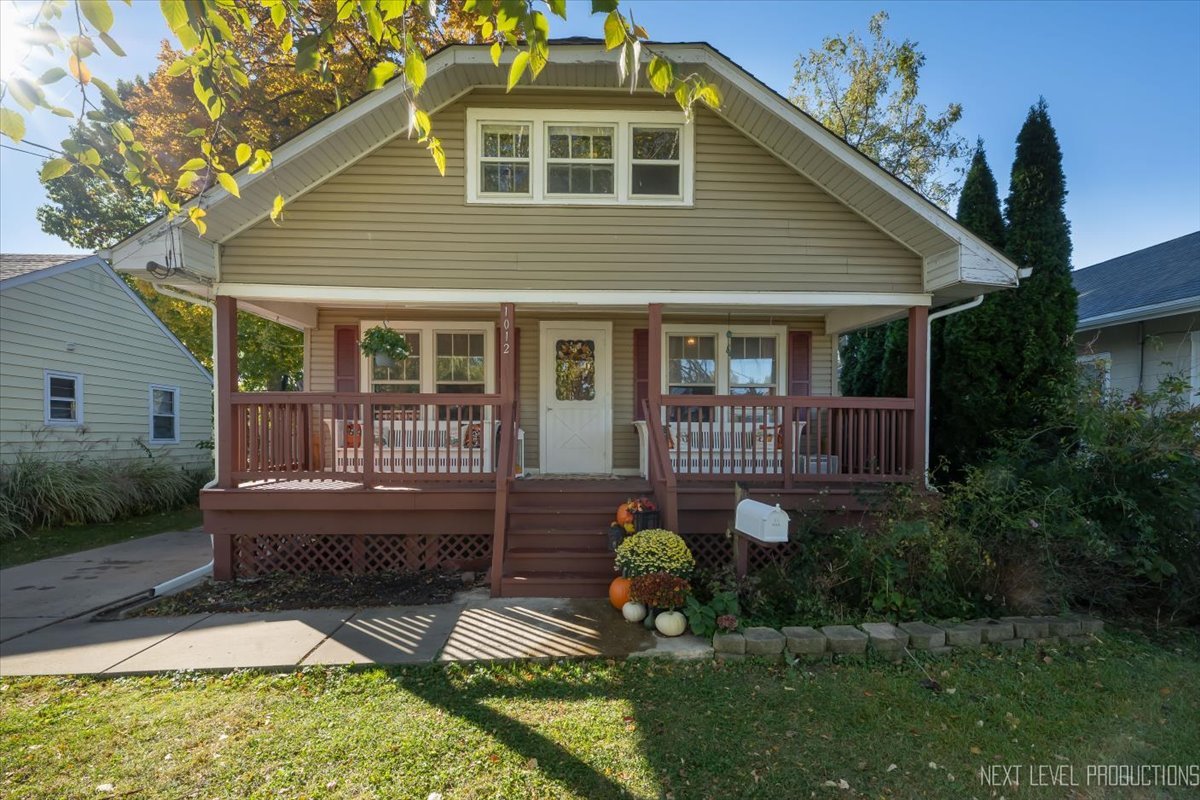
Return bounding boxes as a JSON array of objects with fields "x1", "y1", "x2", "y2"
[{"x1": 499, "y1": 482, "x2": 651, "y2": 598}]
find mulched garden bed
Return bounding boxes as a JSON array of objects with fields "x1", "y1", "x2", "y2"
[{"x1": 133, "y1": 570, "x2": 472, "y2": 616}]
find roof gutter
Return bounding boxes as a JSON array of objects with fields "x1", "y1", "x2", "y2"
[
  {"x1": 925, "y1": 295, "x2": 985, "y2": 488},
  {"x1": 1076, "y1": 296, "x2": 1200, "y2": 331}
]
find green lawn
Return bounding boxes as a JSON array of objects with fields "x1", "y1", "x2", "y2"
[
  {"x1": 0, "y1": 507, "x2": 202, "y2": 569},
  {"x1": 1, "y1": 629, "x2": 1196, "y2": 799}
]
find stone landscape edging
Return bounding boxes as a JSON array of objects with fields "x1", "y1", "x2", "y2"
[{"x1": 711, "y1": 614, "x2": 1104, "y2": 662}]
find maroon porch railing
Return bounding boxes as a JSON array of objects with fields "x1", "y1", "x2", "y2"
[
  {"x1": 229, "y1": 391, "x2": 509, "y2": 484},
  {"x1": 655, "y1": 395, "x2": 918, "y2": 485}
]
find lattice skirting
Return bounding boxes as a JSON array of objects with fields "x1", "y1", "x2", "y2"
[
  {"x1": 230, "y1": 533, "x2": 492, "y2": 578},
  {"x1": 682, "y1": 532, "x2": 804, "y2": 575}
]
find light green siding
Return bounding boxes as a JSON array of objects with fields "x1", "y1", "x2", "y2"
[
  {"x1": 220, "y1": 90, "x2": 923, "y2": 292},
  {"x1": 0, "y1": 262, "x2": 213, "y2": 467}
]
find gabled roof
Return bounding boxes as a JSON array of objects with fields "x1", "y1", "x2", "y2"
[
  {"x1": 1073, "y1": 231, "x2": 1200, "y2": 329},
  {"x1": 0, "y1": 253, "x2": 212, "y2": 382},
  {"x1": 0, "y1": 253, "x2": 88, "y2": 282},
  {"x1": 109, "y1": 40, "x2": 1021, "y2": 304}
]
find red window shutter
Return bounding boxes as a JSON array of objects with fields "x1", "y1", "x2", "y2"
[
  {"x1": 633, "y1": 328, "x2": 649, "y2": 420},
  {"x1": 788, "y1": 331, "x2": 812, "y2": 396},
  {"x1": 334, "y1": 325, "x2": 359, "y2": 392}
]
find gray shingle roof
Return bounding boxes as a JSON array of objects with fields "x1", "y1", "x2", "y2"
[
  {"x1": 0, "y1": 253, "x2": 89, "y2": 281},
  {"x1": 1072, "y1": 231, "x2": 1200, "y2": 325}
]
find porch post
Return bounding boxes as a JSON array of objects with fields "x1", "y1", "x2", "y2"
[
  {"x1": 491, "y1": 303, "x2": 516, "y2": 596},
  {"x1": 215, "y1": 295, "x2": 238, "y2": 488},
  {"x1": 213, "y1": 295, "x2": 238, "y2": 581},
  {"x1": 647, "y1": 304, "x2": 663, "y2": 416},
  {"x1": 906, "y1": 306, "x2": 929, "y2": 480}
]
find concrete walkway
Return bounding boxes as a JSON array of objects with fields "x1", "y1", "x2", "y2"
[
  {"x1": 0, "y1": 596, "x2": 712, "y2": 676},
  {"x1": 0, "y1": 530, "x2": 211, "y2": 642}
]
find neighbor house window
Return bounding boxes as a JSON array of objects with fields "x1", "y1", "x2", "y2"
[
  {"x1": 360, "y1": 322, "x2": 492, "y2": 395},
  {"x1": 371, "y1": 331, "x2": 421, "y2": 393},
  {"x1": 149, "y1": 385, "x2": 180, "y2": 443},
  {"x1": 1190, "y1": 331, "x2": 1199, "y2": 407},
  {"x1": 478, "y1": 123, "x2": 531, "y2": 195},
  {"x1": 1076, "y1": 353, "x2": 1111, "y2": 392},
  {"x1": 466, "y1": 109, "x2": 694, "y2": 205},
  {"x1": 44, "y1": 370, "x2": 83, "y2": 425}
]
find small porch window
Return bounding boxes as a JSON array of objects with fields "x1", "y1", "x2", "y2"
[
  {"x1": 665, "y1": 328, "x2": 785, "y2": 395},
  {"x1": 360, "y1": 322, "x2": 492, "y2": 394}
]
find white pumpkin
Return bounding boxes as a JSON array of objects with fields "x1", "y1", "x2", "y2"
[
  {"x1": 654, "y1": 610, "x2": 687, "y2": 637},
  {"x1": 622, "y1": 601, "x2": 647, "y2": 623}
]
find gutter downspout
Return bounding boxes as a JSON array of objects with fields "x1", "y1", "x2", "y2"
[
  {"x1": 150, "y1": 282, "x2": 218, "y2": 587},
  {"x1": 925, "y1": 295, "x2": 985, "y2": 488}
]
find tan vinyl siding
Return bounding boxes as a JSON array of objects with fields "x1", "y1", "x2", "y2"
[
  {"x1": 0, "y1": 263, "x2": 213, "y2": 466},
  {"x1": 309, "y1": 309, "x2": 834, "y2": 472},
  {"x1": 221, "y1": 90, "x2": 923, "y2": 292}
]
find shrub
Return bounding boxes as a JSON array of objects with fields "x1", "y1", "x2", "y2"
[
  {"x1": 684, "y1": 590, "x2": 740, "y2": 637},
  {"x1": 0, "y1": 453, "x2": 210, "y2": 538},
  {"x1": 629, "y1": 572, "x2": 690, "y2": 609},
  {"x1": 614, "y1": 529, "x2": 695, "y2": 578}
]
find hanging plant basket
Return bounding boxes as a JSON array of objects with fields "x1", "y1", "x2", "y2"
[{"x1": 360, "y1": 326, "x2": 411, "y2": 366}]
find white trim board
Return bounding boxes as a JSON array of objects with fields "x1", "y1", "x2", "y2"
[{"x1": 218, "y1": 283, "x2": 933, "y2": 308}]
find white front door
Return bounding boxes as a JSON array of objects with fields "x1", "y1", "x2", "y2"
[{"x1": 540, "y1": 322, "x2": 612, "y2": 474}]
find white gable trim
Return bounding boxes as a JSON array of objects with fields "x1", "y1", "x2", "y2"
[{"x1": 110, "y1": 42, "x2": 1020, "y2": 293}]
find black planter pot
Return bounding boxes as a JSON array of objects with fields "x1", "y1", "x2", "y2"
[
  {"x1": 633, "y1": 510, "x2": 661, "y2": 532},
  {"x1": 607, "y1": 527, "x2": 626, "y2": 552}
]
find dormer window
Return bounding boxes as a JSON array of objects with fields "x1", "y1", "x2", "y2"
[{"x1": 466, "y1": 108, "x2": 693, "y2": 206}]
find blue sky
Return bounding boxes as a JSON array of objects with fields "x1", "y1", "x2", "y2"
[{"x1": 0, "y1": 0, "x2": 1197, "y2": 268}]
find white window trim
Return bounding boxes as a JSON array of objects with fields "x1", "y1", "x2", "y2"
[
  {"x1": 661, "y1": 324, "x2": 787, "y2": 395},
  {"x1": 359, "y1": 321, "x2": 494, "y2": 394},
  {"x1": 466, "y1": 107, "x2": 695, "y2": 206},
  {"x1": 1076, "y1": 352, "x2": 1112, "y2": 392},
  {"x1": 148, "y1": 384, "x2": 181, "y2": 444},
  {"x1": 1190, "y1": 331, "x2": 1199, "y2": 407},
  {"x1": 43, "y1": 370, "x2": 83, "y2": 427}
]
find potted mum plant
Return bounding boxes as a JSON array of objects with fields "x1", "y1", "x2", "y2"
[
  {"x1": 359, "y1": 325, "x2": 411, "y2": 367},
  {"x1": 630, "y1": 571, "x2": 691, "y2": 636}
]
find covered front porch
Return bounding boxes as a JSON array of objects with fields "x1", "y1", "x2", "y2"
[{"x1": 205, "y1": 293, "x2": 931, "y2": 595}]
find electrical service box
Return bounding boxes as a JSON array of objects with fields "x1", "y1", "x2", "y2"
[{"x1": 734, "y1": 499, "x2": 790, "y2": 544}]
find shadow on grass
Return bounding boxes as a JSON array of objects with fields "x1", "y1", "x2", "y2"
[{"x1": 400, "y1": 665, "x2": 641, "y2": 798}]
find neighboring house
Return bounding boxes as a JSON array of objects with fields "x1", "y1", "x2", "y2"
[
  {"x1": 107, "y1": 40, "x2": 1023, "y2": 595},
  {"x1": 1073, "y1": 231, "x2": 1199, "y2": 403},
  {"x1": 0, "y1": 254, "x2": 213, "y2": 468}
]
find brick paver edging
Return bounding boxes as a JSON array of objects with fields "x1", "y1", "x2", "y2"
[{"x1": 712, "y1": 615, "x2": 1104, "y2": 662}]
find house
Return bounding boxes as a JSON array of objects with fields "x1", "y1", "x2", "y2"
[
  {"x1": 106, "y1": 40, "x2": 1023, "y2": 596},
  {"x1": 1073, "y1": 231, "x2": 1199, "y2": 402},
  {"x1": 0, "y1": 254, "x2": 213, "y2": 468}
]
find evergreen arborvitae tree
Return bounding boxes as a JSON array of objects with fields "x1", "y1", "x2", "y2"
[
  {"x1": 839, "y1": 327, "x2": 888, "y2": 396},
  {"x1": 878, "y1": 319, "x2": 909, "y2": 397},
  {"x1": 936, "y1": 104, "x2": 1077, "y2": 472}
]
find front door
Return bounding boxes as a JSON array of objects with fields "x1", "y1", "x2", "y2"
[{"x1": 540, "y1": 323, "x2": 612, "y2": 474}]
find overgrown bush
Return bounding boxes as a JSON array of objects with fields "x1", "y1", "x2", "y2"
[
  {"x1": 0, "y1": 453, "x2": 210, "y2": 538},
  {"x1": 947, "y1": 375, "x2": 1200, "y2": 622},
  {"x1": 716, "y1": 376, "x2": 1199, "y2": 627}
]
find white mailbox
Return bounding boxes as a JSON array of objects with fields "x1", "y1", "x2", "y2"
[{"x1": 734, "y1": 499, "x2": 790, "y2": 544}]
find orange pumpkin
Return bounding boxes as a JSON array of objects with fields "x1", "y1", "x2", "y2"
[
  {"x1": 616, "y1": 503, "x2": 634, "y2": 526},
  {"x1": 609, "y1": 576, "x2": 632, "y2": 610}
]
